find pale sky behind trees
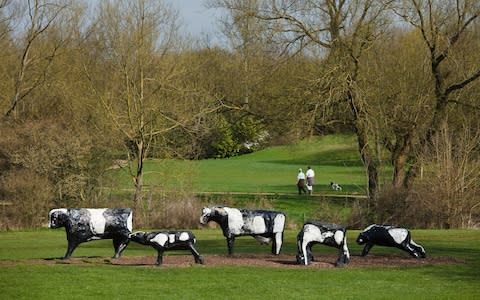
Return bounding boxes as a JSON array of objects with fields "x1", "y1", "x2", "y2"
[{"x1": 169, "y1": 0, "x2": 221, "y2": 42}]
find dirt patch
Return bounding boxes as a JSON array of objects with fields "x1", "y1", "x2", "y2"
[{"x1": 1, "y1": 254, "x2": 464, "y2": 269}]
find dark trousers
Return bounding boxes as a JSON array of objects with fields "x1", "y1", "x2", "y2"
[{"x1": 297, "y1": 179, "x2": 306, "y2": 194}]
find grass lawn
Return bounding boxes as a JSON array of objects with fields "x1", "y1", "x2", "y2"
[
  {"x1": 2, "y1": 134, "x2": 478, "y2": 299},
  {"x1": 105, "y1": 134, "x2": 371, "y2": 195},
  {"x1": 103, "y1": 135, "x2": 373, "y2": 228},
  {"x1": 1, "y1": 229, "x2": 479, "y2": 299}
]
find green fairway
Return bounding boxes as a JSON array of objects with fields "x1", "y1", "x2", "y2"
[
  {"x1": 103, "y1": 135, "x2": 372, "y2": 229},
  {"x1": 0, "y1": 229, "x2": 479, "y2": 299},
  {"x1": 105, "y1": 135, "x2": 370, "y2": 195}
]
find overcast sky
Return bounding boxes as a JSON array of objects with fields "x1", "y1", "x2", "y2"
[{"x1": 169, "y1": 0, "x2": 222, "y2": 41}]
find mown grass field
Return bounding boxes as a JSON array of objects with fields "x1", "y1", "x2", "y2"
[
  {"x1": 0, "y1": 229, "x2": 479, "y2": 299},
  {"x1": 2, "y1": 134, "x2": 479, "y2": 299},
  {"x1": 105, "y1": 134, "x2": 371, "y2": 195}
]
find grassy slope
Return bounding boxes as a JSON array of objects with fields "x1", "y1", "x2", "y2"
[
  {"x1": 106, "y1": 135, "x2": 368, "y2": 226},
  {"x1": 106, "y1": 134, "x2": 369, "y2": 195},
  {"x1": 198, "y1": 135, "x2": 366, "y2": 194}
]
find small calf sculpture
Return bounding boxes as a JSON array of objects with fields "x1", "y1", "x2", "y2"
[
  {"x1": 296, "y1": 221, "x2": 350, "y2": 267},
  {"x1": 48, "y1": 208, "x2": 132, "y2": 259},
  {"x1": 330, "y1": 182, "x2": 342, "y2": 191},
  {"x1": 200, "y1": 206, "x2": 286, "y2": 255},
  {"x1": 356, "y1": 224, "x2": 426, "y2": 258},
  {"x1": 130, "y1": 231, "x2": 204, "y2": 266}
]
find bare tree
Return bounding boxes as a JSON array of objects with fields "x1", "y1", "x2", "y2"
[
  {"x1": 211, "y1": 0, "x2": 281, "y2": 107},
  {"x1": 361, "y1": 28, "x2": 431, "y2": 188},
  {"x1": 86, "y1": 0, "x2": 224, "y2": 214},
  {"x1": 217, "y1": 0, "x2": 391, "y2": 204},
  {"x1": 0, "y1": 0, "x2": 13, "y2": 41},
  {"x1": 389, "y1": 0, "x2": 480, "y2": 187},
  {"x1": 4, "y1": 0, "x2": 70, "y2": 118}
]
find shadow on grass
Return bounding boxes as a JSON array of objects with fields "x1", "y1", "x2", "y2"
[
  {"x1": 417, "y1": 262, "x2": 480, "y2": 283},
  {"x1": 43, "y1": 256, "x2": 114, "y2": 264},
  {"x1": 262, "y1": 159, "x2": 364, "y2": 168},
  {"x1": 261, "y1": 149, "x2": 363, "y2": 167},
  {"x1": 415, "y1": 244, "x2": 480, "y2": 283}
]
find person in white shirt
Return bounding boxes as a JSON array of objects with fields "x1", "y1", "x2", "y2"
[
  {"x1": 306, "y1": 166, "x2": 315, "y2": 195},
  {"x1": 297, "y1": 168, "x2": 307, "y2": 194}
]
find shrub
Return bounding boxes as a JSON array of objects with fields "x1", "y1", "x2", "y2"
[
  {"x1": 134, "y1": 188, "x2": 203, "y2": 229},
  {"x1": 365, "y1": 123, "x2": 480, "y2": 229},
  {"x1": 0, "y1": 120, "x2": 111, "y2": 228},
  {"x1": 0, "y1": 169, "x2": 53, "y2": 230},
  {"x1": 311, "y1": 199, "x2": 350, "y2": 226}
]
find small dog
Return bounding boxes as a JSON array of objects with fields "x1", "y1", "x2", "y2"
[{"x1": 330, "y1": 182, "x2": 342, "y2": 191}]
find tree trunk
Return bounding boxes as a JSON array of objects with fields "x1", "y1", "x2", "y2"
[
  {"x1": 134, "y1": 172, "x2": 143, "y2": 213},
  {"x1": 392, "y1": 157, "x2": 407, "y2": 188},
  {"x1": 347, "y1": 88, "x2": 378, "y2": 208},
  {"x1": 355, "y1": 126, "x2": 378, "y2": 207},
  {"x1": 391, "y1": 132, "x2": 412, "y2": 188},
  {"x1": 133, "y1": 140, "x2": 145, "y2": 214}
]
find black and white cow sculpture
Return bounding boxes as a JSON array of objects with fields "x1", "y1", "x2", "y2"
[
  {"x1": 356, "y1": 224, "x2": 426, "y2": 258},
  {"x1": 296, "y1": 221, "x2": 350, "y2": 267},
  {"x1": 48, "y1": 208, "x2": 132, "y2": 259},
  {"x1": 200, "y1": 206, "x2": 286, "y2": 255},
  {"x1": 130, "y1": 231, "x2": 204, "y2": 266}
]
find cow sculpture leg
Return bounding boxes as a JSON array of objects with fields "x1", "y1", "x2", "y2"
[
  {"x1": 335, "y1": 244, "x2": 349, "y2": 267},
  {"x1": 413, "y1": 243, "x2": 426, "y2": 258},
  {"x1": 361, "y1": 243, "x2": 374, "y2": 256},
  {"x1": 402, "y1": 240, "x2": 426, "y2": 258},
  {"x1": 400, "y1": 233, "x2": 425, "y2": 258},
  {"x1": 151, "y1": 244, "x2": 203, "y2": 266},
  {"x1": 272, "y1": 232, "x2": 283, "y2": 255},
  {"x1": 301, "y1": 242, "x2": 316, "y2": 265},
  {"x1": 112, "y1": 237, "x2": 130, "y2": 259},
  {"x1": 306, "y1": 244, "x2": 314, "y2": 262},
  {"x1": 226, "y1": 236, "x2": 235, "y2": 255},
  {"x1": 335, "y1": 235, "x2": 350, "y2": 267},
  {"x1": 189, "y1": 243, "x2": 204, "y2": 264},
  {"x1": 296, "y1": 238, "x2": 310, "y2": 265},
  {"x1": 64, "y1": 240, "x2": 80, "y2": 259},
  {"x1": 403, "y1": 245, "x2": 418, "y2": 257},
  {"x1": 155, "y1": 248, "x2": 165, "y2": 266}
]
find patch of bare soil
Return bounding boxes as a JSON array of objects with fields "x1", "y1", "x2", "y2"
[{"x1": 1, "y1": 254, "x2": 464, "y2": 269}]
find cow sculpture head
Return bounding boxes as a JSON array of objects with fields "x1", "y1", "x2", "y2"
[
  {"x1": 48, "y1": 209, "x2": 68, "y2": 228},
  {"x1": 199, "y1": 206, "x2": 226, "y2": 224},
  {"x1": 129, "y1": 231, "x2": 148, "y2": 244},
  {"x1": 356, "y1": 232, "x2": 368, "y2": 245}
]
